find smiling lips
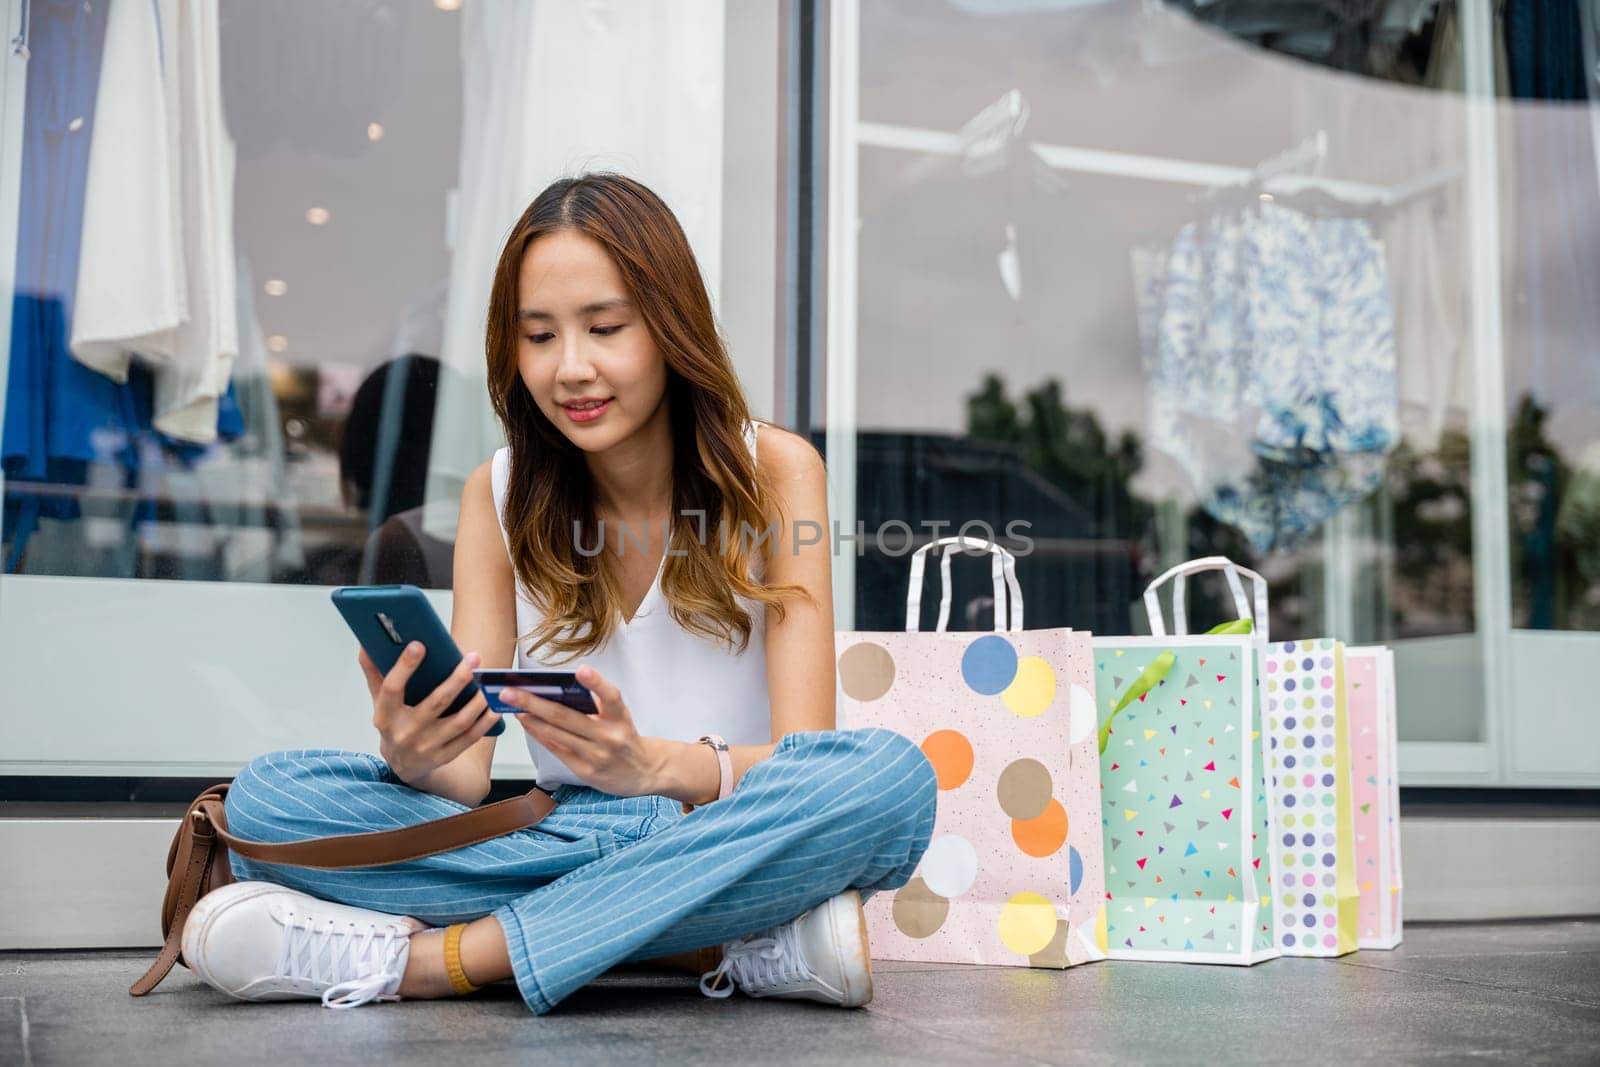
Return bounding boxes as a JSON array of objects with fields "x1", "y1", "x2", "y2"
[{"x1": 561, "y1": 397, "x2": 612, "y2": 423}]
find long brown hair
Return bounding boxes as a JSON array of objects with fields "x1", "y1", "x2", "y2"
[{"x1": 485, "y1": 173, "x2": 806, "y2": 662}]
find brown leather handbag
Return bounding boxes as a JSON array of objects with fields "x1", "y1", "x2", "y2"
[{"x1": 130, "y1": 781, "x2": 557, "y2": 996}]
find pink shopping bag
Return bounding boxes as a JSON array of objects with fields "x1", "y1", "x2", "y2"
[
  {"x1": 1345, "y1": 646, "x2": 1403, "y2": 948},
  {"x1": 836, "y1": 537, "x2": 1107, "y2": 968}
]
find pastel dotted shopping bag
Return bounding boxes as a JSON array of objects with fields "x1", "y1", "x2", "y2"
[
  {"x1": 1094, "y1": 557, "x2": 1280, "y2": 965},
  {"x1": 1263, "y1": 632, "x2": 1360, "y2": 958},
  {"x1": 836, "y1": 537, "x2": 1108, "y2": 969},
  {"x1": 1344, "y1": 646, "x2": 1403, "y2": 949}
]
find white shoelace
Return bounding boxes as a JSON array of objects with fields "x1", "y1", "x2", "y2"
[
  {"x1": 271, "y1": 906, "x2": 412, "y2": 1010},
  {"x1": 699, "y1": 919, "x2": 810, "y2": 999}
]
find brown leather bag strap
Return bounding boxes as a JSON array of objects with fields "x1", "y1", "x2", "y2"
[
  {"x1": 129, "y1": 793, "x2": 224, "y2": 996},
  {"x1": 207, "y1": 787, "x2": 557, "y2": 868},
  {"x1": 129, "y1": 785, "x2": 556, "y2": 997}
]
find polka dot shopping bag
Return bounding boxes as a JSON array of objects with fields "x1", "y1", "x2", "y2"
[
  {"x1": 836, "y1": 536, "x2": 1108, "y2": 968},
  {"x1": 1260, "y1": 631, "x2": 1361, "y2": 958}
]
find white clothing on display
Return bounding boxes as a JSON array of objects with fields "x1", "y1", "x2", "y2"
[
  {"x1": 151, "y1": 0, "x2": 239, "y2": 444},
  {"x1": 124, "y1": 253, "x2": 304, "y2": 581},
  {"x1": 424, "y1": 0, "x2": 726, "y2": 541},
  {"x1": 70, "y1": 0, "x2": 184, "y2": 384},
  {"x1": 70, "y1": 0, "x2": 238, "y2": 445},
  {"x1": 489, "y1": 420, "x2": 771, "y2": 790}
]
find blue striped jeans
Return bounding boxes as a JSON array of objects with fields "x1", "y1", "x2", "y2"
[{"x1": 223, "y1": 728, "x2": 938, "y2": 1014}]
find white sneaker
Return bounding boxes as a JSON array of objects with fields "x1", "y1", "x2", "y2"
[
  {"x1": 181, "y1": 880, "x2": 423, "y2": 1009},
  {"x1": 699, "y1": 889, "x2": 874, "y2": 1008}
]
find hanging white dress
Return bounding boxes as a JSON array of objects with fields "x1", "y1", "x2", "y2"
[
  {"x1": 70, "y1": 0, "x2": 238, "y2": 445},
  {"x1": 422, "y1": 0, "x2": 726, "y2": 540}
]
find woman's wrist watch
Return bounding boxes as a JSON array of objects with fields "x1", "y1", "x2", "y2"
[{"x1": 681, "y1": 734, "x2": 731, "y2": 815}]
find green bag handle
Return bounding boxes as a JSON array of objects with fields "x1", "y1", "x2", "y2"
[{"x1": 1097, "y1": 619, "x2": 1252, "y2": 754}]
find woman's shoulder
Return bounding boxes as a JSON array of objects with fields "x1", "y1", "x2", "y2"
[
  {"x1": 749, "y1": 420, "x2": 823, "y2": 482},
  {"x1": 479, "y1": 447, "x2": 512, "y2": 506},
  {"x1": 749, "y1": 423, "x2": 827, "y2": 554},
  {"x1": 463, "y1": 454, "x2": 498, "y2": 500},
  {"x1": 459, "y1": 453, "x2": 511, "y2": 549}
]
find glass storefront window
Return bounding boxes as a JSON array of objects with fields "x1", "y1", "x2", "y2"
[
  {"x1": 1, "y1": 0, "x2": 1596, "y2": 787},
  {"x1": 1, "y1": 0, "x2": 778, "y2": 590},
  {"x1": 825, "y1": 0, "x2": 1600, "y2": 782},
  {"x1": 0, "y1": 0, "x2": 783, "y2": 775}
]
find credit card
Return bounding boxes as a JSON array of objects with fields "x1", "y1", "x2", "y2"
[{"x1": 472, "y1": 669, "x2": 599, "y2": 714}]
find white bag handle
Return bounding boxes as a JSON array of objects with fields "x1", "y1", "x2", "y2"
[
  {"x1": 1143, "y1": 555, "x2": 1270, "y2": 644},
  {"x1": 905, "y1": 536, "x2": 1024, "y2": 633}
]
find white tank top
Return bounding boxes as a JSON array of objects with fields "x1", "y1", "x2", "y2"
[{"x1": 489, "y1": 420, "x2": 771, "y2": 788}]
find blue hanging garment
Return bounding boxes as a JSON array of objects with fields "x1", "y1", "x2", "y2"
[
  {"x1": 1144, "y1": 199, "x2": 1399, "y2": 552},
  {"x1": 1, "y1": 0, "x2": 131, "y2": 571}
]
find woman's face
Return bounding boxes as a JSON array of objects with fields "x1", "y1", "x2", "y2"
[{"x1": 516, "y1": 229, "x2": 668, "y2": 452}]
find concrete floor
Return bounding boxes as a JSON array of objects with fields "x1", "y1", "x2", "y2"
[{"x1": 2, "y1": 920, "x2": 1597, "y2": 1066}]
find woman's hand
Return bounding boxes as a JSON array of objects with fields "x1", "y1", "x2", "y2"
[
  {"x1": 505, "y1": 665, "x2": 665, "y2": 797},
  {"x1": 359, "y1": 643, "x2": 502, "y2": 787}
]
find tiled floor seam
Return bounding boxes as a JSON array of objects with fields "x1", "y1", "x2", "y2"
[
  {"x1": 1356, "y1": 950, "x2": 1600, "y2": 961},
  {"x1": 1330, "y1": 957, "x2": 1600, "y2": 1010},
  {"x1": 0, "y1": 997, "x2": 30, "y2": 1067},
  {"x1": 1370, "y1": 1045, "x2": 1600, "y2": 1062}
]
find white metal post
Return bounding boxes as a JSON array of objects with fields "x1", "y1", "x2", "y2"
[
  {"x1": 1461, "y1": 0, "x2": 1512, "y2": 780},
  {"x1": 825, "y1": 0, "x2": 859, "y2": 630},
  {"x1": 1323, "y1": 508, "x2": 1357, "y2": 643}
]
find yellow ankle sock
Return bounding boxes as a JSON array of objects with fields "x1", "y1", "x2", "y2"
[{"x1": 442, "y1": 923, "x2": 482, "y2": 995}]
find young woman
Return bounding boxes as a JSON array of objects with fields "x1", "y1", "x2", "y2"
[{"x1": 179, "y1": 173, "x2": 938, "y2": 1014}]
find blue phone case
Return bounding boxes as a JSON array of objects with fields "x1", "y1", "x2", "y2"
[{"x1": 330, "y1": 584, "x2": 504, "y2": 738}]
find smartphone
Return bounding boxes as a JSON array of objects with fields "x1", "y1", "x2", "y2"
[
  {"x1": 473, "y1": 669, "x2": 599, "y2": 715},
  {"x1": 330, "y1": 584, "x2": 504, "y2": 738}
]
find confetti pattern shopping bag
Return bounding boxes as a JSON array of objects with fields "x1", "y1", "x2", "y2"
[
  {"x1": 1263, "y1": 637, "x2": 1360, "y2": 957},
  {"x1": 1345, "y1": 646, "x2": 1403, "y2": 949},
  {"x1": 837, "y1": 537, "x2": 1107, "y2": 968},
  {"x1": 1093, "y1": 558, "x2": 1280, "y2": 965}
]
